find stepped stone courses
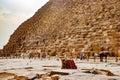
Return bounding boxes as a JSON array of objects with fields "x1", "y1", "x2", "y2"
[
  {"x1": 3, "y1": 0, "x2": 120, "y2": 57},
  {"x1": 0, "y1": 49, "x2": 3, "y2": 56}
]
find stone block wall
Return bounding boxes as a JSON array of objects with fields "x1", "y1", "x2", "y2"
[{"x1": 3, "y1": 0, "x2": 120, "y2": 57}]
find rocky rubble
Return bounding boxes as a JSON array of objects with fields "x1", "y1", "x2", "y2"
[{"x1": 3, "y1": 0, "x2": 120, "y2": 57}]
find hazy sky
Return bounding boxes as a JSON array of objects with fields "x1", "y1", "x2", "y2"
[{"x1": 0, "y1": 0, "x2": 49, "y2": 49}]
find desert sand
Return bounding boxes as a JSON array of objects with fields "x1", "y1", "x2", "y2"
[{"x1": 0, "y1": 57, "x2": 120, "y2": 80}]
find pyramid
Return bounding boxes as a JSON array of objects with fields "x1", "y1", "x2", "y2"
[{"x1": 3, "y1": 0, "x2": 120, "y2": 57}]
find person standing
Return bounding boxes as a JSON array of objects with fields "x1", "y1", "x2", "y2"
[{"x1": 80, "y1": 52, "x2": 83, "y2": 60}]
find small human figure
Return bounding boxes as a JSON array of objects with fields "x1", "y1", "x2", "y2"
[
  {"x1": 80, "y1": 53, "x2": 84, "y2": 60},
  {"x1": 99, "y1": 52, "x2": 104, "y2": 62},
  {"x1": 93, "y1": 53, "x2": 98, "y2": 62}
]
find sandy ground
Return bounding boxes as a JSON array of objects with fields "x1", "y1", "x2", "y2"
[{"x1": 0, "y1": 57, "x2": 120, "y2": 80}]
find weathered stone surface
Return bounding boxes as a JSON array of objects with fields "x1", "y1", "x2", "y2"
[
  {"x1": 3, "y1": 0, "x2": 120, "y2": 56},
  {"x1": 0, "y1": 49, "x2": 3, "y2": 56}
]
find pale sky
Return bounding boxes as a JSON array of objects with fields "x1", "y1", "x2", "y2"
[{"x1": 0, "y1": 0, "x2": 49, "y2": 49}]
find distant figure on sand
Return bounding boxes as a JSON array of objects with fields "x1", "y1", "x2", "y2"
[
  {"x1": 38, "y1": 53, "x2": 41, "y2": 59},
  {"x1": 93, "y1": 53, "x2": 98, "y2": 62},
  {"x1": 29, "y1": 53, "x2": 34, "y2": 59},
  {"x1": 80, "y1": 52, "x2": 86, "y2": 60},
  {"x1": 42, "y1": 52, "x2": 46, "y2": 59},
  {"x1": 99, "y1": 52, "x2": 109, "y2": 62}
]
